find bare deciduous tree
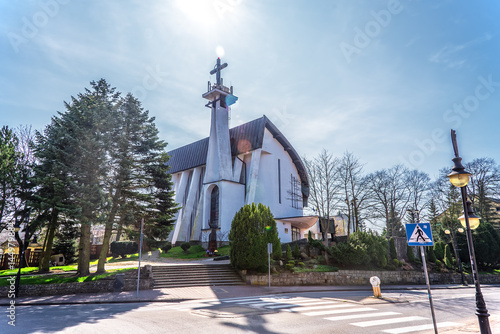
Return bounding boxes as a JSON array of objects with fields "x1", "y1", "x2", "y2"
[
  {"x1": 466, "y1": 157, "x2": 500, "y2": 225},
  {"x1": 365, "y1": 165, "x2": 410, "y2": 237},
  {"x1": 405, "y1": 169, "x2": 432, "y2": 220},
  {"x1": 337, "y1": 151, "x2": 369, "y2": 234},
  {"x1": 303, "y1": 150, "x2": 341, "y2": 250}
]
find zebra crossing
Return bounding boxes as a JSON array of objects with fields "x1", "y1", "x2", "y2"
[{"x1": 162, "y1": 295, "x2": 462, "y2": 333}]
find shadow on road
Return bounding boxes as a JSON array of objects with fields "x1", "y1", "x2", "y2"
[{"x1": 0, "y1": 290, "x2": 166, "y2": 334}]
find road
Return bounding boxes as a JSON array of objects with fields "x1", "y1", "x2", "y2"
[{"x1": 2, "y1": 287, "x2": 499, "y2": 334}]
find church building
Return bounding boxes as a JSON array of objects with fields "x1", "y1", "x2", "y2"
[{"x1": 167, "y1": 59, "x2": 320, "y2": 245}]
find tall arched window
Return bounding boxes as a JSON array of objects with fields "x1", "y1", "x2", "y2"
[{"x1": 210, "y1": 186, "x2": 219, "y2": 228}]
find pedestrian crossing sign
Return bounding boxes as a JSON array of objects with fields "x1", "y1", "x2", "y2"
[{"x1": 405, "y1": 223, "x2": 434, "y2": 246}]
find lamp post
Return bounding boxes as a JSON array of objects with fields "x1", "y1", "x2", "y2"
[
  {"x1": 444, "y1": 227, "x2": 467, "y2": 286},
  {"x1": 407, "y1": 208, "x2": 419, "y2": 224},
  {"x1": 448, "y1": 129, "x2": 490, "y2": 333}
]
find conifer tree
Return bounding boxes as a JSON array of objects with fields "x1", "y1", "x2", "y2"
[
  {"x1": 229, "y1": 203, "x2": 280, "y2": 271},
  {"x1": 0, "y1": 126, "x2": 19, "y2": 230},
  {"x1": 389, "y1": 237, "x2": 398, "y2": 260},
  {"x1": 96, "y1": 93, "x2": 177, "y2": 273}
]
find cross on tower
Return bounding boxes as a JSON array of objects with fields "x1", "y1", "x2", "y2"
[{"x1": 210, "y1": 57, "x2": 228, "y2": 87}]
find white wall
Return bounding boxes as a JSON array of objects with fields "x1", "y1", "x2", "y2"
[{"x1": 258, "y1": 128, "x2": 303, "y2": 219}]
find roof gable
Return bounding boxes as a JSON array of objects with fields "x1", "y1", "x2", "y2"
[{"x1": 166, "y1": 115, "x2": 309, "y2": 193}]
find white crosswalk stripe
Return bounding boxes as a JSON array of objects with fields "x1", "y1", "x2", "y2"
[
  {"x1": 382, "y1": 322, "x2": 461, "y2": 333},
  {"x1": 352, "y1": 316, "x2": 427, "y2": 327},
  {"x1": 304, "y1": 307, "x2": 377, "y2": 316},
  {"x1": 325, "y1": 311, "x2": 401, "y2": 321},
  {"x1": 157, "y1": 295, "x2": 464, "y2": 333}
]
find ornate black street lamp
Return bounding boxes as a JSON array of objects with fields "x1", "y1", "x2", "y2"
[{"x1": 448, "y1": 129, "x2": 490, "y2": 333}]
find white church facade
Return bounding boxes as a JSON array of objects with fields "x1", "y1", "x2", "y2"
[{"x1": 167, "y1": 59, "x2": 323, "y2": 246}]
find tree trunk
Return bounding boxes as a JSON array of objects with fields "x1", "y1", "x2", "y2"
[
  {"x1": 97, "y1": 220, "x2": 114, "y2": 273},
  {"x1": 39, "y1": 208, "x2": 58, "y2": 272},
  {"x1": 39, "y1": 224, "x2": 57, "y2": 272},
  {"x1": 77, "y1": 221, "x2": 91, "y2": 276},
  {"x1": 115, "y1": 224, "x2": 123, "y2": 241}
]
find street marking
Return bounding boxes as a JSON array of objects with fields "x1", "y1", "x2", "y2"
[
  {"x1": 241, "y1": 302, "x2": 279, "y2": 307},
  {"x1": 304, "y1": 307, "x2": 376, "y2": 316},
  {"x1": 352, "y1": 316, "x2": 427, "y2": 327},
  {"x1": 382, "y1": 322, "x2": 461, "y2": 333},
  {"x1": 289, "y1": 303, "x2": 351, "y2": 312},
  {"x1": 221, "y1": 297, "x2": 268, "y2": 303},
  {"x1": 325, "y1": 311, "x2": 401, "y2": 321},
  {"x1": 236, "y1": 297, "x2": 314, "y2": 306}
]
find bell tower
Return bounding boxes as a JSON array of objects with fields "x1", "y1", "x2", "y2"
[
  {"x1": 203, "y1": 58, "x2": 238, "y2": 183},
  {"x1": 200, "y1": 58, "x2": 242, "y2": 252}
]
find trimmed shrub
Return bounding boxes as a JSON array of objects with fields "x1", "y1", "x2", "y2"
[
  {"x1": 153, "y1": 240, "x2": 171, "y2": 250},
  {"x1": 330, "y1": 242, "x2": 370, "y2": 266},
  {"x1": 110, "y1": 241, "x2": 139, "y2": 258},
  {"x1": 389, "y1": 237, "x2": 398, "y2": 260},
  {"x1": 407, "y1": 245, "x2": 415, "y2": 263},
  {"x1": 180, "y1": 242, "x2": 191, "y2": 252},
  {"x1": 286, "y1": 244, "x2": 293, "y2": 262},
  {"x1": 272, "y1": 238, "x2": 282, "y2": 260},
  {"x1": 427, "y1": 247, "x2": 436, "y2": 262},
  {"x1": 229, "y1": 203, "x2": 281, "y2": 272},
  {"x1": 434, "y1": 241, "x2": 445, "y2": 260},
  {"x1": 327, "y1": 231, "x2": 389, "y2": 268},
  {"x1": 444, "y1": 244, "x2": 453, "y2": 268},
  {"x1": 293, "y1": 243, "x2": 301, "y2": 259},
  {"x1": 286, "y1": 263, "x2": 295, "y2": 271},
  {"x1": 161, "y1": 244, "x2": 172, "y2": 253}
]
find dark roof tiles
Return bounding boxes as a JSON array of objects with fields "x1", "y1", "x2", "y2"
[{"x1": 166, "y1": 115, "x2": 309, "y2": 191}]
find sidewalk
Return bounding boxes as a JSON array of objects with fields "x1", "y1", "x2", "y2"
[{"x1": 1, "y1": 282, "x2": 498, "y2": 332}]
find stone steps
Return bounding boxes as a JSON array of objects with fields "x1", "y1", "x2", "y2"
[{"x1": 151, "y1": 264, "x2": 245, "y2": 288}]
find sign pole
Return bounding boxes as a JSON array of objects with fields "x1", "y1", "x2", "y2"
[
  {"x1": 136, "y1": 217, "x2": 144, "y2": 297},
  {"x1": 267, "y1": 243, "x2": 272, "y2": 289},
  {"x1": 420, "y1": 246, "x2": 438, "y2": 334},
  {"x1": 406, "y1": 222, "x2": 438, "y2": 334}
]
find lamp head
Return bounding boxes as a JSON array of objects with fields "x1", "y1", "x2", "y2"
[
  {"x1": 459, "y1": 200, "x2": 481, "y2": 230},
  {"x1": 447, "y1": 157, "x2": 471, "y2": 187}
]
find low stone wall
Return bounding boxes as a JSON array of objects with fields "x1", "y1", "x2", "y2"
[
  {"x1": 0, "y1": 267, "x2": 154, "y2": 298},
  {"x1": 0, "y1": 278, "x2": 153, "y2": 298},
  {"x1": 243, "y1": 270, "x2": 500, "y2": 286}
]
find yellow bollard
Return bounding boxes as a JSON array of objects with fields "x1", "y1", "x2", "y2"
[{"x1": 370, "y1": 276, "x2": 382, "y2": 298}]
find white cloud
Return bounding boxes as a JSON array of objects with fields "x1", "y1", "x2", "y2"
[{"x1": 429, "y1": 34, "x2": 493, "y2": 68}]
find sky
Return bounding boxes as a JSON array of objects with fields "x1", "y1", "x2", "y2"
[{"x1": 1, "y1": 0, "x2": 499, "y2": 180}]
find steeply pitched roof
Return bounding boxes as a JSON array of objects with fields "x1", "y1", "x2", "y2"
[{"x1": 166, "y1": 115, "x2": 309, "y2": 193}]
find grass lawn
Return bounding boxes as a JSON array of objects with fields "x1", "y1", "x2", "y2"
[
  {"x1": 293, "y1": 264, "x2": 339, "y2": 273},
  {"x1": 107, "y1": 254, "x2": 139, "y2": 263},
  {"x1": 0, "y1": 268, "x2": 134, "y2": 286},
  {"x1": 160, "y1": 245, "x2": 230, "y2": 259},
  {"x1": 0, "y1": 265, "x2": 77, "y2": 277}
]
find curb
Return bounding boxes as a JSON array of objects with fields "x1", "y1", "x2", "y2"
[{"x1": 1, "y1": 284, "x2": 498, "y2": 307}]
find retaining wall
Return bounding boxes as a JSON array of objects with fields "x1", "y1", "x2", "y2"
[
  {"x1": 243, "y1": 270, "x2": 500, "y2": 286},
  {"x1": 0, "y1": 266, "x2": 153, "y2": 298}
]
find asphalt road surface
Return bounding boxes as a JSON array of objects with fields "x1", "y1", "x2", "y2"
[{"x1": 2, "y1": 287, "x2": 499, "y2": 334}]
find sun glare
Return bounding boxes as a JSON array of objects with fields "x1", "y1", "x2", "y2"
[
  {"x1": 175, "y1": 0, "x2": 218, "y2": 27},
  {"x1": 216, "y1": 45, "x2": 225, "y2": 57}
]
